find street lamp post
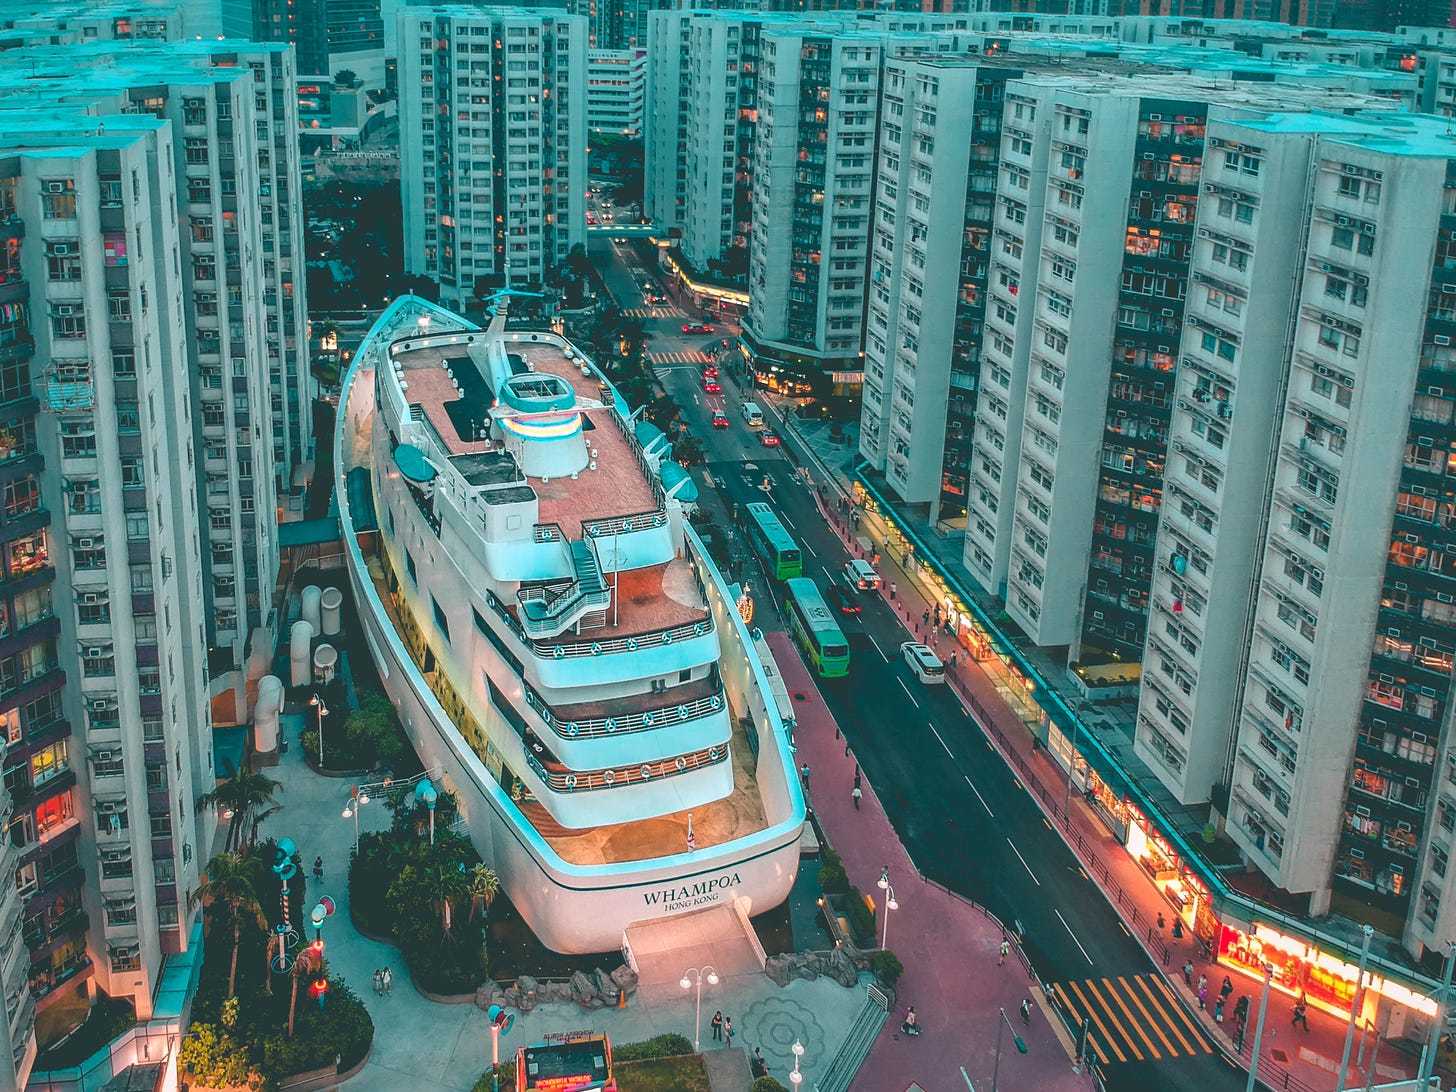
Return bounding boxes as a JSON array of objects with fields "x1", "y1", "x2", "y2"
[
  {"x1": 679, "y1": 966, "x2": 719, "y2": 1053},
  {"x1": 309, "y1": 694, "x2": 329, "y2": 768},
  {"x1": 991, "y1": 1007, "x2": 1027, "y2": 1092},
  {"x1": 877, "y1": 866, "x2": 899, "y2": 950},
  {"x1": 417, "y1": 778, "x2": 439, "y2": 845},
  {"x1": 789, "y1": 1040, "x2": 805, "y2": 1088},
  {"x1": 341, "y1": 785, "x2": 373, "y2": 857},
  {"x1": 1336, "y1": 924, "x2": 1375, "y2": 1092},
  {"x1": 1244, "y1": 962, "x2": 1275, "y2": 1092},
  {"x1": 1417, "y1": 940, "x2": 1456, "y2": 1090}
]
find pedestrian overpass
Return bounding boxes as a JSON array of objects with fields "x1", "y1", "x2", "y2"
[{"x1": 586, "y1": 224, "x2": 659, "y2": 237}]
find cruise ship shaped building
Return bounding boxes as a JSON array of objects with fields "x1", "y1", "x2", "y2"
[{"x1": 336, "y1": 296, "x2": 805, "y2": 952}]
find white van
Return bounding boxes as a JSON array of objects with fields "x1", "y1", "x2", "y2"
[
  {"x1": 900, "y1": 642, "x2": 946, "y2": 684},
  {"x1": 842, "y1": 558, "x2": 881, "y2": 592},
  {"x1": 741, "y1": 402, "x2": 764, "y2": 428}
]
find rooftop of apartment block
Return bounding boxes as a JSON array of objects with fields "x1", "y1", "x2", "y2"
[
  {"x1": 1237, "y1": 108, "x2": 1456, "y2": 157},
  {"x1": 0, "y1": 108, "x2": 165, "y2": 153},
  {"x1": 0, "y1": 0, "x2": 181, "y2": 30}
]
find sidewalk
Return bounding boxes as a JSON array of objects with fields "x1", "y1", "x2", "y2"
[
  {"x1": 808, "y1": 493, "x2": 1449, "y2": 1092},
  {"x1": 765, "y1": 632, "x2": 1087, "y2": 1092}
]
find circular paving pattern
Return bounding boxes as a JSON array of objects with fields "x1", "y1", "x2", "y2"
[{"x1": 738, "y1": 993, "x2": 829, "y2": 1081}]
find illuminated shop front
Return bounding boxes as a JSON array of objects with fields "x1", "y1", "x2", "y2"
[
  {"x1": 1218, "y1": 922, "x2": 1437, "y2": 1024},
  {"x1": 1126, "y1": 810, "x2": 1215, "y2": 941}
]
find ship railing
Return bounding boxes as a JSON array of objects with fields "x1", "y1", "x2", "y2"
[
  {"x1": 528, "y1": 741, "x2": 729, "y2": 794},
  {"x1": 583, "y1": 508, "x2": 667, "y2": 539},
  {"x1": 516, "y1": 584, "x2": 613, "y2": 639},
  {"x1": 530, "y1": 614, "x2": 715, "y2": 659},
  {"x1": 523, "y1": 682, "x2": 727, "y2": 740},
  {"x1": 532, "y1": 522, "x2": 566, "y2": 543}
]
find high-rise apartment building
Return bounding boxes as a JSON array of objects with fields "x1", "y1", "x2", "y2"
[
  {"x1": 253, "y1": 0, "x2": 329, "y2": 74},
  {"x1": 0, "y1": 30, "x2": 311, "y2": 1045},
  {"x1": 397, "y1": 6, "x2": 589, "y2": 305},
  {"x1": 586, "y1": 47, "x2": 645, "y2": 136},
  {"x1": 571, "y1": 0, "x2": 673, "y2": 50}
]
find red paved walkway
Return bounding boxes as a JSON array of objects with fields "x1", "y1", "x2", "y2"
[
  {"x1": 812, "y1": 492, "x2": 1455, "y2": 1092},
  {"x1": 766, "y1": 631, "x2": 1086, "y2": 1092}
]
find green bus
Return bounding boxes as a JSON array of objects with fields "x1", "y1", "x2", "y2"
[
  {"x1": 784, "y1": 578, "x2": 850, "y2": 678},
  {"x1": 744, "y1": 502, "x2": 803, "y2": 580}
]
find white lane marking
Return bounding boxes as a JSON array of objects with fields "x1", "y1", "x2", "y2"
[
  {"x1": 866, "y1": 633, "x2": 887, "y2": 661},
  {"x1": 822, "y1": 566, "x2": 836, "y2": 584},
  {"x1": 778, "y1": 511, "x2": 798, "y2": 532},
  {"x1": 965, "y1": 775, "x2": 995, "y2": 818},
  {"x1": 929, "y1": 722, "x2": 953, "y2": 756},
  {"x1": 898, "y1": 678, "x2": 920, "y2": 709},
  {"x1": 1007, "y1": 838, "x2": 1041, "y2": 887},
  {"x1": 1056, "y1": 908, "x2": 1096, "y2": 965}
]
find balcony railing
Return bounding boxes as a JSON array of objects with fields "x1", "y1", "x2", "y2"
[
  {"x1": 523, "y1": 683, "x2": 726, "y2": 740},
  {"x1": 527, "y1": 741, "x2": 729, "y2": 794},
  {"x1": 583, "y1": 508, "x2": 667, "y2": 539},
  {"x1": 532, "y1": 615, "x2": 714, "y2": 660}
]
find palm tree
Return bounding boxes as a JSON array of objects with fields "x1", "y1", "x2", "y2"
[
  {"x1": 418, "y1": 859, "x2": 470, "y2": 939},
  {"x1": 197, "y1": 766, "x2": 282, "y2": 852},
  {"x1": 191, "y1": 852, "x2": 268, "y2": 997},
  {"x1": 288, "y1": 947, "x2": 324, "y2": 1037},
  {"x1": 467, "y1": 864, "x2": 500, "y2": 922}
]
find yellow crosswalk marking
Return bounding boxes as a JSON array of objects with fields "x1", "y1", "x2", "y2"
[
  {"x1": 1084, "y1": 979, "x2": 1144, "y2": 1061},
  {"x1": 1067, "y1": 980, "x2": 1129, "y2": 1063},
  {"x1": 1054, "y1": 974, "x2": 1213, "y2": 1063},
  {"x1": 1147, "y1": 976, "x2": 1212, "y2": 1052},
  {"x1": 1101, "y1": 977, "x2": 1161, "y2": 1059}
]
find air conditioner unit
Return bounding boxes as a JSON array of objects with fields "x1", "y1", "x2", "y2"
[
  {"x1": 86, "y1": 646, "x2": 106, "y2": 658},
  {"x1": 76, "y1": 537, "x2": 96, "y2": 549},
  {"x1": 50, "y1": 243, "x2": 71, "y2": 256},
  {"x1": 1345, "y1": 164, "x2": 1360, "y2": 174},
  {"x1": 1337, "y1": 215, "x2": 1351, "y2": 227},
  {"x1": 94, "y1": 750, "x2": 114, "y2": 763},
  {"x1": 44, "y1": 181, "x2": 66, "y2": 194},
  {"x1": 81, "y1": 592, "x2": 104, "y2": 605},
  {"x1": 54, "y1": 304, "x2": 75, "y2": 316}
]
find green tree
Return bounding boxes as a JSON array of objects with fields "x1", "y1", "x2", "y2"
[
  {"x1": 190, "y1": 853, "x2": 268, "y2": 999},
  {"x1": 644, "y1": 394, "x2": 682, "y2": 433},
  {"x1": 178, "y1": 1023, "x2": 256, "y2": 1089},
  {"x1": 197, "y1": 766, "x2": 282, "y2": 852},
  {"x1": 674, "y1": 434, "x2": 706, "y2": 469},
  {"x1": 343, "y1": 692, "x2": 404, "y2": 766},
  {"x1": 333, "y1": 69, "x2": 358, "y2": 88},
  {"x1": 418, "y1": 858, "x2": 471, "y2": 938},
  {"x1": 467, "y1": 864, "x2": 500, "y2": 922}
]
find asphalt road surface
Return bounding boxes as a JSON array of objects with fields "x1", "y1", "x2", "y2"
[{"x1": 588, "y1": 240, "x2": 1247, "y2": 1092}]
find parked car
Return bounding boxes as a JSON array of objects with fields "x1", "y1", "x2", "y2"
[
  {"x1": 758, "y1": 429, "x2": 781, "y2": 447},
  {"x1": 824, "y1": 585, "x2": 861, "y2": 615},
  {"x1": 682, "y1": 323, "x2": 715, "y2": 334}
]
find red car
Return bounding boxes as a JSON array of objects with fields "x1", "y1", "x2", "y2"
[
  {"x1": 703, "y1": 379, "x2": 722, "y2": 394},
  {"x1": 701, "y1": 364, "x2": 720, "y2": 379},
  {"x1": 682, "y1": 323, "x2": 715, "y2": 334},
  {"x1": 712, "y1": 410, "x2": 730, "y2": 429},
  {"x1": 759, "y1": 429, "x2": 781, "y2": 447}
]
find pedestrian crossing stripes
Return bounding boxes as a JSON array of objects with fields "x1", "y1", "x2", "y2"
[
  {"x1": 1050, "y1": 974, "x2": 1214, "y2": 1064},
  {"x1": 619, "y1": 306, "x2": 682, "y2": 319},
  {"x1": 647, "y1": 350, "x2": 713, "y2": 366}
]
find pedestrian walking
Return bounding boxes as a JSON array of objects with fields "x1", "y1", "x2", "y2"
[
  {"x1": 853, "y1": 770, "x2": 862, "y2": 791},
  {"x1": 934, "y1": 605, "x2": 942, "y2": 626},
  {"x1": 852, "y1": 785, "x2": 862, "y2": 810},
  {"x1": 889, "y1": 582, "x2": 897, "y2": 600},
  {"x1": 382, "y1": 967, "x2": 393, "y2": 996},
  {"x1": 950, "y1": 651, "x2": 959, "y2": 668},
  {"x1": 1235, "y1": 995, "x2": 1250, "y2": 1024},
  {"x1": 313, "y1": 856, "x2": 325, "y2": 882},
  {"x1": 725, "y1": 1017, "x2": 735, "y2": 1045},
  {"x1": 800, "y1": 762, "x2": 810, "y2": 788},
  {"x1": 1171, "y1": 918, "x2": 1184, "y2": 940},
  {"x1": 872, "y1": 552, "x2": 880, "y2": 567},
  {"x1": 1198, "y1": 985, "x2": 1207, "y2": 1010},
  {"x1": 1214, "y1": 997, "x2": 1225, "y2": 1023},
  {"x1": 1020, "y1": 999, "x2": 1032, "y2": 1026},
  {"x1": 1157, "y1": 912, "x2": 1166, "y2": 932},
  {"x1": 1182, "y1": 961, "x2": 1194, "y2": 988},
  {"x1": 711, "y1": 1011, "x2": 724, "y2": 1042},
  {"x1": 1197, "y1": 973, "x2": 1206, "y2": 995},
  {"x1": 1220, "y1": 975, "x2": 1234, "y2": 1002},
  {"x1": 373, "y1": 969, "x2": 382, "y2": 995},
  {"x1": 922, "y1": 608, "x2": 931, "y2": 627},
  {"x1": 999, "y1": 939, "x2": 1010, "y2": 966},
  {"x1": 1291, "y1": 999, "x2": 1309, "y2": 1030}
]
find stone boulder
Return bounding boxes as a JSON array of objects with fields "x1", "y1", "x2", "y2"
[{"x1": 609, "y1": 964, "x2": 639, "y2": 993}]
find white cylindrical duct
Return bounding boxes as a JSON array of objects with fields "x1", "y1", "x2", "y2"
[
  {"x1": 320, "y1": 586, "x2": 343, "y2": 637},
  {"x1": 313, "y1": 643, "x2": 338, "y2": 684},
  {"x1": 301, "y1": 585, "x2": 323, "y2": 634},
  {"x1": 290, "y1": 620, "x2": 315, "y2": 687},
  {"x1": 254, "y1": 675, "x2": 284, "y2": 753}
]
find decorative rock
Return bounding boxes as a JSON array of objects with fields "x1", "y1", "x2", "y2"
[{"x1": 609, "y1": 965, "x2": 639, "y2": 992}]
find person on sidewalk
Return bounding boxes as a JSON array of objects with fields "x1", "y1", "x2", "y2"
[
  {"x1": 852, "y1": 785, "x2": 862, "y2": 810},
  {"x1": 853, "y1": 770, "x2": 862, "y2": 791},
  {"x1": 1196, "y1": 973, "x2": 1206, "y2": 997},
  {"x1": 1020, "y1": 999, "x2": 1032, "y2": 1026},
  {"x1": 724, "y1": 1017, "x2": 735, "y2": 1045},
  {"x1": 1214, "y1": 997, "x2": 1225, "y2": 1023},
  {"x1": 711, "y1": 1011, "x2": 724, "y2": 1042},
  {"x1": 999, "y1": 939, "x2": 1010, "y2": 966},
  {"x1": 923, "y1": 609, "x2": 931, "y2": 627},
  {"x1": 1234, "y1": 996, "x2": 1249, "y2": 1025},
  {"x1": 1172, "y1": 918, "x2": 1184, "y2": 940},
  {"x1": 800, "y1": 763, "x2": 810, "y2": 789},
  {"x1": 1182, "y1": 961, "x2": 1194, "y2": 988},
  {"x1": 1291, "y1": 998, "x2": 1309, "y2": 1030},
  {"x1": 1220, "y1": 975, "x2": 1234, "y2": 1002},
  {"x1": 889, "y1": 582, "x2": 896, "y2": 600},
  {"x1": 1197, "y1": 984, "x2": 1207, "y2": 1010},
  {"x1": 314, "y1": 856, "x2": 325, "y2": 882},
  {"x1": 382, "y1": 967, "x2": 393, "y2": 996},
  {"x1": 373, "y1": 969, "x2": 383, "y2": 995},
  {"x1": 1157, "y1": 912, "x2": 1165, "y2": 932}
]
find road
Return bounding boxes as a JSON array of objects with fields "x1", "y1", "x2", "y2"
[{"x1": 587, "y1": 238, "x2": 1247, "y2": 1092}]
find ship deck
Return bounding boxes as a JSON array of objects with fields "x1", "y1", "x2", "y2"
[
  {"x1": 391, "y1": 339, "x2": 658, "y2": 540},
  {"x1": 518, "y1": 711, "x2": 768, "y2": 866},
  {"x1": 507, "y1": 559, "x2": 709, "y2": 640}
]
